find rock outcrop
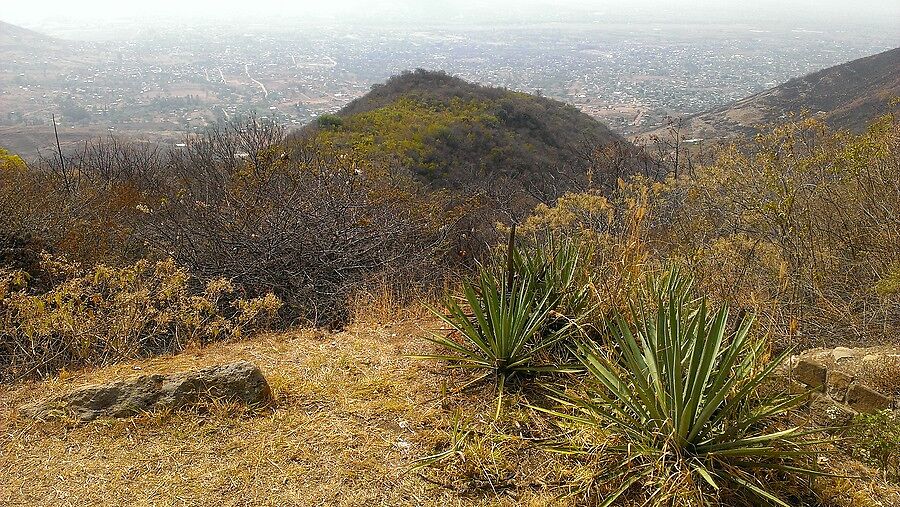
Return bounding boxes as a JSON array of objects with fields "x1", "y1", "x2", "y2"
[
  {"x1": 790, "y1": 347, "x2": 898, "y2": 426},
  {"x1": 21, "y1": 361, "x2": 272, "y2": 422}
]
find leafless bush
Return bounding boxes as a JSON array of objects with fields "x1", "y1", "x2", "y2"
[
  {"x1": 138, "y1": 118, "x2": 471, "y2": 326},
  {"x1": 4, "y1": 117, "x2": 475, "y2": 328},
  {"x1": 2, "y1": 136, "x2": 166, "y2": 267}
]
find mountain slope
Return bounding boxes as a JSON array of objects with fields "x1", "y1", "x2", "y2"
[
  {"x1": 0, "y1": 20, "x2": 55, "y2": 48},
  {"x1": 670, "y1": 47, "x2": 900, "y2": 139},
  {"x1": 305, "y1": 70, "x2": 630, "y2": 201},
  {"x1": 0, "y1": 21, "x2": 101, "y2": 158}
]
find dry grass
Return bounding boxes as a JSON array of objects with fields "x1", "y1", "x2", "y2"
[
  {"x1": 348, "y1": 284, "x2": 442, "y2": 327},
  {"x1": 814, "y1": 459, "x2": 900, "y2": 507},
  {"x1": 0, "y1": 319, "x2": 572, "y2": 506},
  {"x1": 859, "y1": 355, "x2": 900, "y2": 397},
  {"x1": 0, "y1": 318, "x2": 897, "y2": 506}
]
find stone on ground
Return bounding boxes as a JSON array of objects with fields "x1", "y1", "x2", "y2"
[
  {"x1": 20, "y1": 361, "x2": 271, "y2": 422},
  {"x1": 795, "y1": 358, "x2": 827, "y2": 390},
  {"x1": 847, "y1": 384, "x2": 893, "y2": 413}
]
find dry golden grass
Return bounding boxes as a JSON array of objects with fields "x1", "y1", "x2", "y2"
[
  {"x1": 814, "y1": 459, "x2": 900, "y2": 507},
  {"x1": 859, "y1": 355, "x2": 900, "y2": 397},
  {"x1": 0, "y1": 318, "x2": 897, "y2": 506},
  {"x1": 0, "y1": 319, "x2": 574, "y2": 507}
]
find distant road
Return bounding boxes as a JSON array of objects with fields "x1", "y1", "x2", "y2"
[{"x1": 244, "y1": 64, "x2": 269, "y2": 99}]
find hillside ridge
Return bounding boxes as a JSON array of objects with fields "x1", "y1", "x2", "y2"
[
  {"x1": 0, "y1": 20, "x2": 55, "y2": 47},
  {"x1": 654, "y1": 47, "x2": 900, "y2": 139}
]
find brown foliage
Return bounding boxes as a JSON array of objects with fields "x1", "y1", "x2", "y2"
[
  {"x1": 520, "y1": 114, "x2": 900, "y2": 349},
  {"x1": 139, "y1": 119, "x2": 472, "y2": 326},
  {"x1": 0, "y1": 255, "x2": 281, "y2": 381}
]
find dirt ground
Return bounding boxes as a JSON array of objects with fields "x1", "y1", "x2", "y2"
[{"x1": 0, "y1": 320, "x2": 572, "y2": 506}]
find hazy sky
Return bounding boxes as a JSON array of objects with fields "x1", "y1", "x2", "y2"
[{"x1": 3, "y1": 0, "x2": 899, "y2": 30}]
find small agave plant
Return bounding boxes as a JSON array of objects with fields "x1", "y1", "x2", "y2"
[
  {"x1": 420, "y1": 270, "x2": 575, "y2": 417},
  {"x1": 545, "y1": 270, "x2": 827, "y2": 506},
  {"x1": 509, "y1": 235, "x2": 594, "y2": 323},
  {"x1": 418, "y1": 227, "x2": 582, "y2": 417}
]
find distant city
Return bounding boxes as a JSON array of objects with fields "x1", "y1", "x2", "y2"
[{"x1": 1, "y1": 20, "x2": 897, "y2": 156}]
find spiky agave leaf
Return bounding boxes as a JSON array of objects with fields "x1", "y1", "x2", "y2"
[
  {"x1": 416, "y1": 268, "x2": 580, "y2": 416},
  {"x1": 545, "y1": 269, "x2": 827, "y2": 506},
  {"x1": 509, "y1": 236, "x2": 594, "y2": 319}
]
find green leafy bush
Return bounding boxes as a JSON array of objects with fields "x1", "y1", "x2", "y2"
[
  {"x1": 0, "y1": 148, "x2": 26, "y2": 172},
  {"x1": 877, "y1": 265, "x2": 900, "y2": 296},
  {"x1": 316, "y1": 114, "x2": 344, "y2": 129},
  {"x1": 849, "y1": 411, "x2": 900, "y2": 481}
]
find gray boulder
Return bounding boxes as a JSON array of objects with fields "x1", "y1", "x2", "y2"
[{"x1": 21, "y1": 361, "x2": 272, "y2": 422}]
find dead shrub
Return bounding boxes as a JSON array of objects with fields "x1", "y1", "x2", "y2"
[{"x1": 0, "y1": 255, "x2": 281, "y2": 381}]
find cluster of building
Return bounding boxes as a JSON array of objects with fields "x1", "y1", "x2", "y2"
[{"x1": 0, "y1": 22, "x2": 891, "y2": 149}]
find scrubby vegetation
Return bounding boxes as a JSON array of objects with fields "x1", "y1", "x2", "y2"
[
  {"x1": 1, "y1": 75, "x2": 898, "y2": 504},
  {"x1": 849, "y1": 410, "x2": 900, "y2": 482},
  {"x1": 0, "y1": 256, "x2": 280, "y2": 381},
  {"x1": 0, "y1": 117, "x2": 472, "y2": 379},
  {"x1": 307, "y1": 69, "x2": 639, "y2": 214},
  {"x1": 413, "y1": 112, "x2": 900, "y2": 503},
  {"x1": 519, "y1": 114, "x2": 900, "y2": 350},
  {"x1": 547, "y1": 271, "x2": 818, "y2": 506}
]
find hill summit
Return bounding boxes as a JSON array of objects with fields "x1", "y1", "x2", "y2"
[{"x1": 306, "y1": 70, "x2": 628, "y2": 201}]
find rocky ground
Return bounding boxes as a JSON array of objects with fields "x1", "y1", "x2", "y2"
[{"x1": 791, "y1": 346, "x2": 900, "y2": 425}]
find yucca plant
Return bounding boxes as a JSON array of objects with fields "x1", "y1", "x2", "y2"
[
  {"x1": 509, "y1": 235, "x2": 594, "y2": 322},
  {"x1": 417, "y1": 229, "x2": 589, "y2": 416},
  {"x1": 544, "y1": 270, "x2": 827, "y2": 506},
  {"x1": 420, "y1": 269, "x2": 575, "y2": 415}
]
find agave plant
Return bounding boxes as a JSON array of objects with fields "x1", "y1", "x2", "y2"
[
  {"x1": 419, "y1": 269, "x2": 576, "y2": 416},
  {"x1": 509, "y1": 235, "x2": 594, "y2": 324},
  {"x1": 545, "y1": 271, "x2": 826, "y2": 506}
]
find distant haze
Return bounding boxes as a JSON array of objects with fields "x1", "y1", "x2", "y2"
[{"x1": 4, "y1": 0, "x2": 900, "y2": 32}]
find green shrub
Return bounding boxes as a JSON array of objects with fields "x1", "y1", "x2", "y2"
[
  {"x1": 876, "y1": 264, "x2": 900, "y2": 296},
  {"x1": 0, "y1": 148, "x2": 26, "y2": 172},
  {"x1": 545, "y1": 270, "x2": 823, "y2": 506},
  {"x1": 316, "y1": 114, "x2": 344, "y2": 129},
  {"x1": 848, "y1": 411, "x2": 900, "y2": 481}
]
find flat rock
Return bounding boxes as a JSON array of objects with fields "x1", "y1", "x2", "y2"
[
  {"x1": 21, "y1": 361, "x2": 272, "y2": 422},
  {"x1": 808, "y1": 392, "x2": 857, "y2": 427},
  {"x1": 846, "y1": 384, "x2": 892, "y2": 413},
  {"x1": 832, "y1": 347, "x2": 858, "y2": 362},
  {"x1": 827, "y1": 370, "x2": 855, "y2": 402}
]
